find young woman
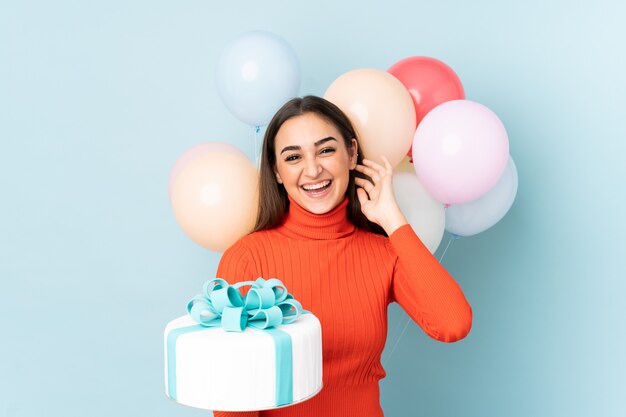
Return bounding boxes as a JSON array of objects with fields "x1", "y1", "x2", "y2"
[{"x1": 213, "y1": 96, "x2": 472, "y2": 417}]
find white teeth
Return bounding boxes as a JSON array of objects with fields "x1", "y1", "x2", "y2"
[{"x1": 302, "y1": 180, "x2": 330, "y2": 191}]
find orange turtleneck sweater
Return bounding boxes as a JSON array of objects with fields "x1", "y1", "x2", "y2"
[{"x1": 212, "y1": 195, "x2": 472, "y2": 417}]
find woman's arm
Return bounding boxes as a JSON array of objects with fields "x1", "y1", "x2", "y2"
[
  {"x1": 354, "y1": 156, "x2": 472, "y2": 342},
  {"x1": 388, "y1": 224, "x2": 473, "y2": 343}
]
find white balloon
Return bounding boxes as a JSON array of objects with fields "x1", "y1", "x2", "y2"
[
  {"x1": 445, "y1": 156, "x2": 518, "y2": 237},
  {"x1": 392, "y1": 172, "x2": 445, "y2": 253}
]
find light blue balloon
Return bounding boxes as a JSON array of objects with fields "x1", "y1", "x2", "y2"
[
  {"x1": 215, "y1": 31, "x2": 301, "y2": 127},
  {"x1": 445, "y1": 155, "x2": 518, "y2": 237}
]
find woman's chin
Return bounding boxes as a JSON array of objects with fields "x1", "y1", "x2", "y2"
[{"x1": 295, "y1": 190, "x2": 335, "y2": 214}]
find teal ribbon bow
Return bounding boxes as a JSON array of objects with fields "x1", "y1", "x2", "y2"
[{"x1": 187, "y1": 277, "x2": 304, "y2": 331}]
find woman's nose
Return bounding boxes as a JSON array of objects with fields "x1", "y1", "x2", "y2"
[{"x1": 304, "y1": 156, "x2": 322, "y2": 178}]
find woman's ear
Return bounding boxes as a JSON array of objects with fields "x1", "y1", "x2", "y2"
[
  {"x1": 275, "y1": 171, "x2": 283, "y2": 184},
  {"x1": 350, "y1": 138, "x2": 358, "y2": 169}
]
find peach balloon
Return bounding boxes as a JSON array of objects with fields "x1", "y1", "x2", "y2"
[
  {"x1": 168, "y1": 142, "x2": 243, "y2": 197},
  {"x1": 324, "y1": 68, "x2": 416, "y2": 168},
  {"x1": 170, "y1": 151, "x2": 259, "y2": 252}
]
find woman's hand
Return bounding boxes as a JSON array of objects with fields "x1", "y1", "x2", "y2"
[{"x1": 354, "y1": 156, "x2": 408, "y2": 235}]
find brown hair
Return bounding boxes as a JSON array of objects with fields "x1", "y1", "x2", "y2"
[{"x1": 253, "y1": 95, "x2": 386, "y2": 237}]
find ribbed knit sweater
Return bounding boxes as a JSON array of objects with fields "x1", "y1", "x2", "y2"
[{"x1": 213, "y1": 195, "x2": 472, "y2": 417}]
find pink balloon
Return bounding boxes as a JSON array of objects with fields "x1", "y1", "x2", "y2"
[
  {"x1": 168, "y1": 142, "x2": 244, "y2": 197},
  {"x1": 412, "y1": 100, "x2": 509, "y2": 205}
]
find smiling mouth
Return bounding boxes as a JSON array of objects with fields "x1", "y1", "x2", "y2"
[{"x1": 301, "y1": 180, "x2": 332, "y2": 193}]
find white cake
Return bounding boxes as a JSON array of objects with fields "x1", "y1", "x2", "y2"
[{"x1": 164, "y1": 289, "x2": 323, "y2": 411}]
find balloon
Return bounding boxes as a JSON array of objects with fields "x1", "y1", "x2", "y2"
[
  {"x1": 388, "y1": 56, "x2": 465, "y2": 157},
  {"x1": 392, "y1": 172, "x2": 445, "y2": 253},
  {"x1": 324, "y1": 68, "x2": 415, "y2": 168},
  {"x1": 445, "y1": 156, "x2": 518, "y2": 237},
  {"x1": 412, "y1": 100, "x2": 509, "y2": 205},
  {"x1": 215, "y1": 30, "x2": 300, "y2": 127},
  {"x1": 170, "y1": 151, "x2": 259, "y2": 252},
  {"x1": 168, "y1": 142, "x2": 243, "y2": 197}
]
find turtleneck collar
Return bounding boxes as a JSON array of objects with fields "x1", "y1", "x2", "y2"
[{"x1": 275, "y1": 195, "x2": 355, "y2": 240}]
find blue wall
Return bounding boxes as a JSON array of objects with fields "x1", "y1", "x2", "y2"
[{"x1": 1, "y1": 1, "x2": 624, "y2": 416}]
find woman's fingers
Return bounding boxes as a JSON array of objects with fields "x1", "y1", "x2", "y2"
[
  {"x1": 354, "y1": 165, "x2": 381, "y2": 183},
  {"x1": 356, "y1": 186, "x2": 369, "y2": 206},
  {"x1": 369, "y1": 156, "x2": 393, "y2": 183},
  {"x1": 357, "y1": 158, "x2": 392, "y2": 183},
  {"x1": 380, "y1": 156, "x2": 393, "y2": 174},
  {"x1": 354, "y1": 178, "x2": 378, "y2": 201},
  {"x1": 354, "y1": 177, "x2": 375, "y2": 195}
]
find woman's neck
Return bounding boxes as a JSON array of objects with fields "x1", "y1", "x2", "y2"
[{"x1": 274, "y1": 195, "x2": 355, "y2": 240}]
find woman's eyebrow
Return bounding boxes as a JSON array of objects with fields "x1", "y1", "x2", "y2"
[{"x1": 280, "y1": 137, "x2": 337, "y2": 154}]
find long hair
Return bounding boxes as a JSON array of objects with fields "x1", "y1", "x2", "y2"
[{"x1": 253, "y1": 95, "x2": 387, "y2": 237}]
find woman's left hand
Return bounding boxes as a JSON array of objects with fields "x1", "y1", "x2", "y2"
[{"x1": 354, "y1": 156, "x2": 408, "y2": 235}]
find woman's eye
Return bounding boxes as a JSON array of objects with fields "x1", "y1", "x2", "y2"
[
  {"x1": 320, "y1": 147, "x2": 335, "y2": 154},
  {"x1": 285, "y1": 154, "x2": 300, "y2": 162}
]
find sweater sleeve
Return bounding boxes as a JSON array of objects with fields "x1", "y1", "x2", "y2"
[
  {"x1": 388, "y1": 224, "x2": 473, "y2": 343},
  {"x1": 212, "y1": 238, "x2": 261, "y2": 417}
]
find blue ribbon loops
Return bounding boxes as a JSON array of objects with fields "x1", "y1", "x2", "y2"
[{"x1": 187, "y1": 277, "x2": 304, "y2": 332}]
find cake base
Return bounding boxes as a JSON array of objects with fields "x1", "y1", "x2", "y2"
[{"x1": 164, "y1": 313, "x2": 323, "y2": 411}]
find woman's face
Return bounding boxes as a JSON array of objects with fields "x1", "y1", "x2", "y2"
[{"x1": 274, "y1": 112, "x2": 357, "y2": 214}]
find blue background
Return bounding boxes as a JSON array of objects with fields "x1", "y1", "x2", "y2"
[{"x1": 1, "y1": 1, "x2": 624, "y2": 416}]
